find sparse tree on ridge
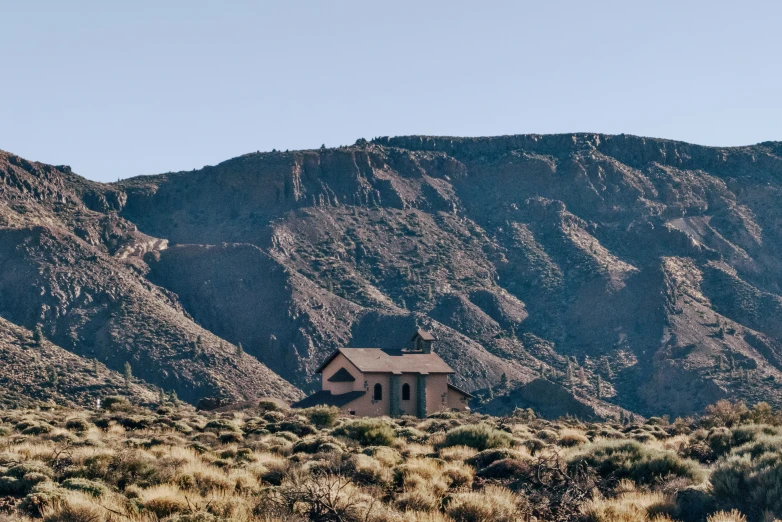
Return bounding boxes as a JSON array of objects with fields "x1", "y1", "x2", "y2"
[
  {"x1": 33, "y1": 324, "x2": 43, "y2": 346},
  {"x1": 123, "y1": 362, "x2": 132, "y2": 389}
]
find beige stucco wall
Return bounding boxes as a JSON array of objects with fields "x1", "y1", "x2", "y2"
[
  {"x1": 321, "y1": 353, "x2": 363, "y2": 395},
  {"x1": 342, "y1": 373, "x2": 391, "y2": 416},
  {"x1": 426, "y1": 374, "x2": 449, "y2": 413},
  {"x1": 397, "y1": 373, "x2": 418, "y2": 416},
  {"x1": 447, "y1": 386, "x2": 471, "y2": 411}
]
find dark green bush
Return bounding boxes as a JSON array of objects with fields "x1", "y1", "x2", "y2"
[
  {"x1": 21, "y1": 423, "x2": 52, "y2": 435},
  {"x1": 333, "y1": 419, "x2": 396, "y2": 446},
  {"x1": 20, "y1": 481, "x2": 64, "y2": 516},
  {"x1": 711, "y1": 449, "x2": 782, "y2": 520},
  {"x1": 204, "y1": 419, "x2": 241, "y2": 433},
  {"x1": 218, "y1": 431, "x2": 243, "y2": 444},
  {"x1": 292, "y1": 436, "x2": 346, "y2": 454},
  {"x1": 569, "y1": 440, "x2": 705, "y2": 486},
  {"x1": 466, "y1": 448, "x2": 523, "y2": 469},
  {"x1": 61, "y1": 477, "x2": 109, "y2": 497},
  {"x1": 102, "y1": 395, "x2": 129, "y2": 410},
  {"x1": 64, "y1": 418, "x2": 91, "y2": 432},
  {"x1": 476, "y1": 458, "x2": 530, "y2": 479},
  {"x1": 442, "y1": 423, "x2": 512, "y2": 451},
  {"x1": 301, "y1": 406, "x2": 341, "y2": 429}
]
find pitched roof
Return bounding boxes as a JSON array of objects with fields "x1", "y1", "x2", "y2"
[
  {"x1": 317, "y1": 347, "x2": 454, "y2": 375},
  {"x1": 291, "y1": 390, "x2": 366, "y2": 409},
  {"x1": 327, "y1": 367, "x2": 356, "y2": 382},
  {"x1": 447, "y1": 382, "x2": 475, "y2": 399},
  {"x1": 412, "y1": 329, "x2": 436, "y2": 341}
]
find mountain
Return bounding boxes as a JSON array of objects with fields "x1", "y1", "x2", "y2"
[{"x1": 2, "y1": 133, "x2": 782, "y2": 417}]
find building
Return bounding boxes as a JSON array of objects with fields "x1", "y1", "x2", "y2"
[{"x1": 292, "y1": 330, "x2": 473, "y2": 417}]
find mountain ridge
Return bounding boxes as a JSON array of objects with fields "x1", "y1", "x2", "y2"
[{"x1": 2, "y1": 132, "x2": 782, "y2": 418}]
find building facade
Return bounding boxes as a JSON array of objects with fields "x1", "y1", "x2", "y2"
[{"x1": 292, "y1": 330, "x2": 473, "y2": 417}]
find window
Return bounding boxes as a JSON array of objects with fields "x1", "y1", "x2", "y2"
[
  {"x1": 402, "y1": 383, "x2": 411, "y2": 401},
  {"x1": 373, "y1": 383, "x2": 383, "y2": 401}
]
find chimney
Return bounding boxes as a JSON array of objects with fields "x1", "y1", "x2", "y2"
[{"x1": 412, "y1": 329, "x2": 435, "y2": 353}]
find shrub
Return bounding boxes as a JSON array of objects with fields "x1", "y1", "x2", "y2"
[
  {"x1": 446, "y1": 485, "x2": 523, "y2": 522},
  {"x1": 536, "y1": 429, "x2": 558, "y2": 442},
  {"x1": 64, "y1": 418, "x2": 91, "y2": 432},
  {"x1": 62, "y1": 478, "x2": 109, "y2": 497},
  {"x1": 301, "y1": 406, "x2": 341, "y2": 428},
  {"x1": 442, "y1": 423, "x2": 512, "y2": 451},
  {"x1": 397, "y1": 427, "x2": 427, "y2": 442},
  {"x1": 219, "y1": 431, "x2": 243, "y2": 444},
  {"x1": 204, "y1": 419, "x2": 240, "y2": 432},
  {"x1": 342, "y1": 454, "x2": 393, "y2": 487},
  {"x1": 708, "y1": 428, "x2": 733, "y2": 456},
  {"x1": 559, "y1": 430, "x2": 590, "y2": 447},
  {"x1": 711, "y1": 449, "x2": 782, "y2": 519},
  {"x1": 707, "y1": 510, "x2": 747, "y2": 522},
  {"x1": 466, "y1": 448, "x2": 524, "y2": 469},
  {"x1": 583, "y1": 490, "x2": 675, "y2": 522},
  {"x1": 102, "y1": 395, "x2": 129, "y2": 409},
  {"x1": 703, "y1": 400, "x2": 751, "y2": 428},
  {"x1": 333, "y1": 419, "x2": 396, "y2": 446},
  {"x1": 21, "y1": 423, "x2": 53, "y2": 435},
  {"x1": 362, "y1": 446, "x2": 403, "y2": 466},
  {"x1": 20, "y1": 481, "x2": 65, "y2": 516},
  {"x1": 292, "y1": 436, "x2": 346, "y2": 455},
  {"x1": 569, "y1": 440, "x2": 705, "y2": 486},
  {"x1": 524, "y1": 438, "x2": 547, "y2": 454},
  {"x1": 476, "y1": 458, "x2": 530, "y2": 479},
  {"x1": 258, "y1": 400, "x2": 280, "y2": 412}
]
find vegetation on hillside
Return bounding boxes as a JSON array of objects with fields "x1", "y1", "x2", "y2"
[{"x1": 0, "y1": 398, "x2": 780, "y2": 521}]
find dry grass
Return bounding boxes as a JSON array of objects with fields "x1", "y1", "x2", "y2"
[
  {"x1": 583, "y1": 491, "x2": 676, "y2": 522},
  {"x1": 2, "y1": 401, "x2": 779, "y2": 522}
]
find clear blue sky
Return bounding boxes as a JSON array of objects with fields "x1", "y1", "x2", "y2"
[{"x1": 1, "y1": 1, "x2": 780, "y2": 182}]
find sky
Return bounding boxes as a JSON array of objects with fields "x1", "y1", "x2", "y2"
[{"x1": 1, "y1": 1, "x2": 780, "y2": 182}]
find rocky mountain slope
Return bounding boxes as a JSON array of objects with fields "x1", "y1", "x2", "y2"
[
  {"x1": 2, "y1": 133, "x2": 782, "y2": 418},
  {"x1": 0, "y1": 150, "x2": 301, "y2": 406},
  {"x1": 0, "y1": 315, "x2": 157, "y2": 408}
]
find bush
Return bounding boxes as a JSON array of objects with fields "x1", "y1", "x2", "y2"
[
  {"x1": 20, "y1": 481, "x2": 65, "y2": 516},
  {"x1": 476, "y1": 458, "x2": 531, "y2": 479},
  {"x1": 292, "y1": 436, "x2": 346, "y2": 455},
  {"x1": 301, "y1": 406, "x2": 341, "y2": 429},
  {"x1": 61, "y1": 478, "x2": 109, "y2": 497},
  {"x1": 559, "y1": 430, "x2": 590, "y2": 447},
  {"x1": 465, "y1": 448, "x2": 523, "y2": 469},
  {"x1": 569, "y1": 440, "x2": 705, "y2": 486},
  {"x1": 102, "y1": 395, "x2": 129, "y2": 409},
  {"x1": 204, "y1": 419, "x2": 241, "y2": 432},
  {"x1": 258, "y1": 400, "x2": 279, "y2": 412},
  {"x1": 446, "y1": 485, "x2": 523, "y2": 522},
  {"x1": 442, "y1": 423, "x2": 513, "y2": 451},
  {"x1": 333, "y1": 419, "x2": 396, "y2": 446},
  {"x1": 711, "y1": 448, "x2": 782, "y2": 519},
  {"x1": 218, "y1": 431, "x2": 243, "y2": 444},
  {"x1": 21, "y1": 423, "x2": 53, "y2": 435},
  {"x1": 64, "y1": 418, "x2": 91, "y2": 432}
]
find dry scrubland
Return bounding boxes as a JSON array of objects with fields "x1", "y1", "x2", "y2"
[{"x1": 0, "y1": 399, "x2": 780, "y2": 522}]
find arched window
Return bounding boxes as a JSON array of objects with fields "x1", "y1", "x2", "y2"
[
  {"x1": 402, "y1": 383, "x2": 411, "y2": 401},
  {"x1": 373, "y1": 383, "x2": 383, "y2": 401}
]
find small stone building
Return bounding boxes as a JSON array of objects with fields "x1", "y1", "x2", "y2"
[{"x1": 292, "y1": 330, "x2": 473, "y2": 417}]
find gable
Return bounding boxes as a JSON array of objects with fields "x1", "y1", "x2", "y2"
[{"x1": 327, "y1": 367, "x2": 356, "y2": 382}]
